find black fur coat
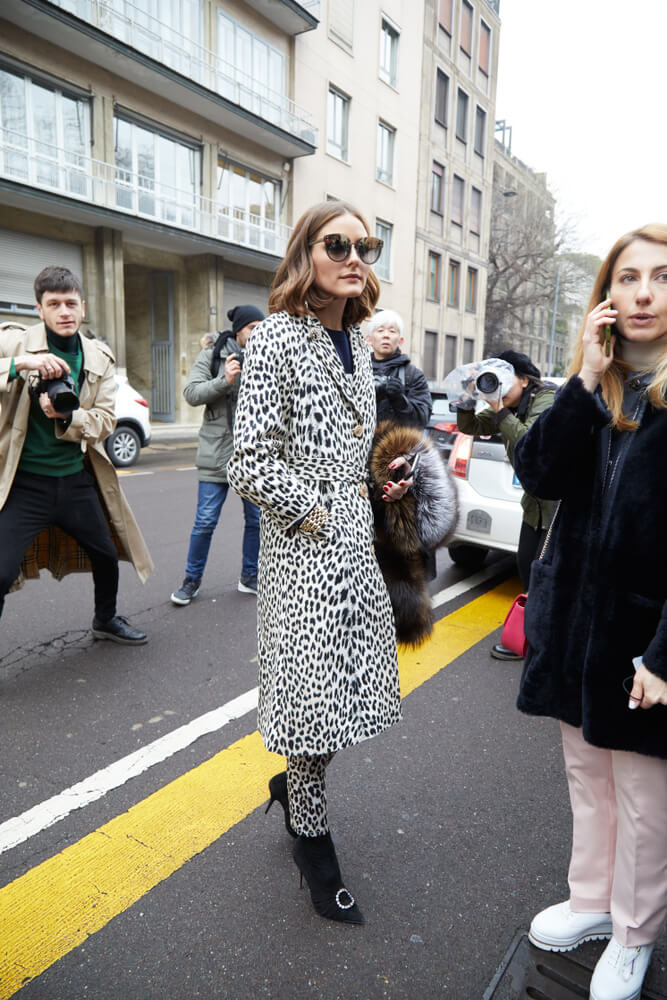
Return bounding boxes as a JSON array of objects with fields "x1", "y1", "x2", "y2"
[
  {"x1": 513, "y1": 375, "x2": 667, "y2": 759},
  {"x1": 370, "y1": 422, "x2": 458, "y2": 646}
]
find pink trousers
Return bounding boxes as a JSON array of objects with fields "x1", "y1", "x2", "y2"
[{"x1": 561, "y1": 721, "x2": 667, "y2": 946}]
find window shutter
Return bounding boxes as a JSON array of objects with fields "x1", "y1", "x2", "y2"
[
  {"x1": 329, "y1": 0, "x2": 354, "y2": 51},
  {"x1": 0, "y1": 229, "x2": 82, "y2": 307}
]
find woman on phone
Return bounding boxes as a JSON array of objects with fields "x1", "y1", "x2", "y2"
[
  {"x1": 227, "y1": 201, "x2": 455, "y2": 926},
  {"x1": 512, "y1": 224, "x2": 667, "y2": 1000}
]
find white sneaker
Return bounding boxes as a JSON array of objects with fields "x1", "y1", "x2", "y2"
[
  {"x1": 589, "y1": 937, "x2": 654, "y2": 1000},
  {"x1": 529, "y1": 899, "x2": 613, "y2": 952}
]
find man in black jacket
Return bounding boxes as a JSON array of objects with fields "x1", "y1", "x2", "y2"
[{"x1": 367, "y1": 310, "x2": 432, "y2": 429}]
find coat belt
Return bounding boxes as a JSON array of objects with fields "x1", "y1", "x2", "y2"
[{"x1": 285, "y1": 454, "x2": 366, "y2": 484}]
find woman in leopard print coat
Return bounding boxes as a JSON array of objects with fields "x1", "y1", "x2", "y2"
[{"x1": 228, "y1": 201, "x2": 455, "y2": 925}]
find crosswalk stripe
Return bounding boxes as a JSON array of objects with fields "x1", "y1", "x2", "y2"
[{"x1": 0, "y1": 579, "x2": 515, "y2": 1000}]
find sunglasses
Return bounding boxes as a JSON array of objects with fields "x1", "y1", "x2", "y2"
[{"x1": 311, "y1": 234, "x2": 384, "y2": 265}]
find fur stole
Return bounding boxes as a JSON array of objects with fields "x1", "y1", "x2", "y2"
[{"x1": 370, "y1": 422, "x2": 458, "y2": 646}]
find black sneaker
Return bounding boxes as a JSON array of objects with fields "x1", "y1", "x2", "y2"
[
  {"x1": 171, "y1": 577, "x2": 201, "y2": 606},
  {"x1": 92, "y1": 615, "x2": 148, "y2": 645},
  {"x1": 237, "y1": 576, "x2": 258, "y2": 595},
  {"x1": 490, "y1": 642, "x2": 523, "y2": 661}
]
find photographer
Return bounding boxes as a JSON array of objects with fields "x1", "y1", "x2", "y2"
[
  {"x1": 170, "y1": 304, "x2": 264, "y2": 606},
  {"x1": 368, "y1": 310, "x2": 432, "y2": 429},
  {"x1": 0, "y1": 266, "x2": 152, "y2": 643},
  {"x1": 455, "y1": 350, "x2": 556, "y2": 658}
]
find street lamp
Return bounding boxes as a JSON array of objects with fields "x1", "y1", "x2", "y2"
[{"x1": 547, "y1": 261, "x2": 561, "y2": 377}]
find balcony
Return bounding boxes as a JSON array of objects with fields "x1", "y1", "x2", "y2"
[
  {"x1": 4, "y1": 0, "x2": 318, "y2": 158},
  {"x1": 0, "y1": 130, "x2": 291, "y2": 268},
  {"x1": 243, "y1": 0, "x2": 320, "y2": 35}
]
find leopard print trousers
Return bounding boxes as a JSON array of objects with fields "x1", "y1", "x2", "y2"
[{"x1": 287, "y1": 752, "x2": 335, "y2": 837}]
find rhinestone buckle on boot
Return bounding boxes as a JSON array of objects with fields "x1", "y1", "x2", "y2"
[{"x1": 335, "y1": 888, "x2": 355, "y2": 910}]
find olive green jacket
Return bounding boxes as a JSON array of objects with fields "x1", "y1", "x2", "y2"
[
  {"x1": 184, "y1": 337, "x2": 241, "y2": 483},
  {"x1": 457, "y1": 386, "x2": 556, "y2": 530}
]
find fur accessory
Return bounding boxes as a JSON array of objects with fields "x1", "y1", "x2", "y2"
[{"x1": 370, "y1": 422, "x2": 458, "y2": 646}]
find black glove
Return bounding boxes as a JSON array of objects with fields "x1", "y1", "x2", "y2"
[{"x1": 383, "y1": 376, "x2": 404, "y2": 399}]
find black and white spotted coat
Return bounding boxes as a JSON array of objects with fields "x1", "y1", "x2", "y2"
[{"x1": 227, "y1": 310, "x2": 402, "y2": 756}]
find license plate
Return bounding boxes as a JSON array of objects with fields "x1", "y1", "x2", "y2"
[{"x1": 466, "y1": 509, "x2": 492, "y2": 534}]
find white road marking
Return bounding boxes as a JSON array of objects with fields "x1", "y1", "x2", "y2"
[
  {"x1": 0, "y1": 688, "x2": 258, "y2": 855},
  {"x1": 0, "y1": 562, "x2": 511, "y2": 855}
]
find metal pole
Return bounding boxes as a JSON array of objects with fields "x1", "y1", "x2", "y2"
[{"x1": 547, "y1": 262, "x2": 561, "y2": 377}]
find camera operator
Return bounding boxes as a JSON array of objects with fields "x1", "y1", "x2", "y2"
[
  {"x1": 367, "y1": 310, "x2": 432, "y2": 429},
  {"x1": 0, "y1": 266, "x2": 153, "y2": 643},
  {"x1": 170, "y1": 303, "x2": 265, "y2": 606},
  {"x1": 456, "y1": 350, "x2": 556, "y2": 660}
]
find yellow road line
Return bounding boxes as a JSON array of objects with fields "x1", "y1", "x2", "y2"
[{"x1": 0, "y1": 579, "x2": 516, "y2": 999}]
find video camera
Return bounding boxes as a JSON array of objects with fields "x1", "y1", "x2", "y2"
[{"x1": 442, "y1": 358, "x2": 515, "y2": 411}]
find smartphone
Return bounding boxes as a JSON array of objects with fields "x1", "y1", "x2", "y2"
[{"x1": 601, "y1": 288, "x2": 612, "y2": 356}]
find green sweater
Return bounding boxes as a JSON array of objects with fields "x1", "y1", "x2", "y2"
[
  {"x1": 457, "y1": 386, "x2": 556, "y2": 530},
  {"x1": 12, "y1": 336, "x2": 84, "y2": 477}
]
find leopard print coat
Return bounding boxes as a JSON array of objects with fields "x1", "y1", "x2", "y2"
[{"x1": 227, "y1": 310, "x2": 401, "y2": 756}]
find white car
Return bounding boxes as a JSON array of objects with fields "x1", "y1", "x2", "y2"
[
  {"x1": 446, "y1": 379, "x2": 565, "y2": 570},
  {"x1": 105, "y1": 375, "x2": 151, "y2": 467}
]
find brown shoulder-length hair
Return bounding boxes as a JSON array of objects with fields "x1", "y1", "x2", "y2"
[
  {"x1": 269, "y1": 200, "x2": 380, "y2": 327},
  {"x1": 568, "y1": 223, "x2": 667, "y2": 430}
]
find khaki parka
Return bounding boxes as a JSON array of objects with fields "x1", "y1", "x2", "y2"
[{"x1": 0, "y1": 321, "x2": 153, "y2": 587}]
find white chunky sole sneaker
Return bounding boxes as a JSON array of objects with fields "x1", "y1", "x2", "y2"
[
  {"x1": 529, "y1": 900, "x2": 613, "y2": 952},
  {"x1": 589, "y1": 937, "x2": 654, "y2": 1000}
]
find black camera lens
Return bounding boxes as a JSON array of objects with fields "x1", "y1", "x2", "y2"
[{"x1": 476, "y1": 371, "x2": 500, "y2": 394}]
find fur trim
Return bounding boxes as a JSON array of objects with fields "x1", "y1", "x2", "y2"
[
  {"x1": 412, "y1": 446, "x2": 458, "y2": 550},
  {"x1": 374, "y1": 542, "x2": 433, "y2": 646}
]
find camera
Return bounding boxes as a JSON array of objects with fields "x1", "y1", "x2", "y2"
[
  {"x1": 474, "y1": 369, "x2": 500, "y2": 395},
  {"x1": 28, "y1": 372, "x2": 80, "y2": 413},
  {"x1": 442, "y1": 358, "x2": 515, "y2": 411},
  {"x1": 234, "y1": 350, "x2": 244, "y2": 370}
]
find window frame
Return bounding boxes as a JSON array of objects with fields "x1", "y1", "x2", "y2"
[
  {"x1": 435, "y1": 68, "x2": 449, "y2": 127},
  {"x1": 470, "y1": 186, "x2": 482, "y2": 235},
  {"x1": 460, "y1": 0, "x2": 473, "y2": 56},
  {"x1": 423, "y1": 329, "x2": 439, "y2": 381},
  {"x1": 479, "y1": 19, "x2": 491, "y2": 76},
  {"x1": 438, "y1": 0, "x2": 453, "y2": 34},
  {"x1": 448, "y1": 259, "x2": 460, "y2": 308},
  {"x1": 376, "y1": 119, "x2": 396, "y2": 186},
  {"x1": 427, "y1": 250, "x2": 441, "y2": 301},
  {"x1": 456, "y1": 87, "x2": 469, "y2": 143},
  {"x1": 327, "y1": 85, "x2": 350, "y2": 161},
  {"x1": 430, "y1": 160, "x2": 444, "y2": 215},
  {"x1": 375, "y1": 218, "x2": 393, "y2": 281},
  {"x1": 379, "y1": 17, "x2": 399, "y2": 88},
  {"x1": 466, "y1": 266, "x2": 478, "y2": 312},
  {"x1": 451, "y1": 174, "x2": 464, "y2": 228},
  {"x1": 474, "y1": 105, "x2": 487, "y2": 157}
]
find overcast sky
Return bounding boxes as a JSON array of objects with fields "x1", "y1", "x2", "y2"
[{"x1": 494, "y1": 0, "x2": 666, "y2": 260}]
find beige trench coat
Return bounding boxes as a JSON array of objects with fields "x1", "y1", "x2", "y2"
[{"x1": 0, "y1": 321, "x2": 153, "y2": 586}]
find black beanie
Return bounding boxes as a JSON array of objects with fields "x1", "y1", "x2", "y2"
[
  {"x1": 496, "y1": 349, "x2": 541, "y2": 380},
  {"x1": 227, "y1": 304, "x2": 265, "y2": 336}
]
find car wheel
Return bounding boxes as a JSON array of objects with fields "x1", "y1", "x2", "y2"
[
  {"x1": 106, "y1": 426, "x2": 141, "y2": 467},
  {"x1": 448, "y1": 544, "x2": 489, "y2": 571}
]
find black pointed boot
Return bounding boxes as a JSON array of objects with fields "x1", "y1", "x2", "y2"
[
  {"x1": 293, "y1": 832, "x2": 364, "y2": 925},
  {"x1": 264, "y1": 771, "x2": 297, "y2": 838}
]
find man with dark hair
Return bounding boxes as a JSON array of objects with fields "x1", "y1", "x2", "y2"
[{"x1": 0, "y1": 266, "x2": 153, "y2": 643}]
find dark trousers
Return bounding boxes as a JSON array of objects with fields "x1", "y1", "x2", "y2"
[
  {"x1": 517, "y1": 520, "x2": 546, "y2": 592},
  {"x1": 0, "y1": 469, "x2": 119, "y2": 622}
]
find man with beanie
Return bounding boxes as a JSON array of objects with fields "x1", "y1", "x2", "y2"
[
  {"x1": 367, "y1": 309, "x2": 432, "y2": 429},
  {"x1": 171, "y1": 304, "x2": 265, "y2": 605}
]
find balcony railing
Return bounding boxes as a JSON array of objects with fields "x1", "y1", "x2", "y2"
[
  {"x1": 0, "y1": 129, "x2": 291, "y2": 256},
  {"x1": 48, "y1": 0, "x2": 318, "y2": 145}
]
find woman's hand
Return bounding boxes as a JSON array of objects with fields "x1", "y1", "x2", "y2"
[
  {"x1": 382, "y1": 456, "x2": 413, "y2": 503},
  {"x1": 578, "y1": 299, "x2": 618, "y2": 392},
  {"x1": 628, "y1": 664, "x2": 667, "y2": 710}
]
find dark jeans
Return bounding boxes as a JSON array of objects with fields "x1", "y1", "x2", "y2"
[
  {"x1": 517, "y1": 520, "x2": 546, "y2": 592},
  {"x1": 0, "y1": 469, "x2": 119, "y2": 621},
  {"x1": 184, "y1": 480, "x2": 260, "y2": 581}
]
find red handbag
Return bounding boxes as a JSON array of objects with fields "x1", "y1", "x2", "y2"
[{"x1": 500, "y1": 593, "x2": 528, "y2": 657}]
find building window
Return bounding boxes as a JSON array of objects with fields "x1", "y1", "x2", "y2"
[
  {"x1": 438, "y1": 0, "x2": 453, "y2": 33},
  {"x1": 474, "y1": 106, "x2": 487, "y2": 157},
  {"x1": 328, "y1": 0, "x2": 355, "y2": 53},
  {"x1": 463, "y1": 337, "x2": 474, "y2": 364},
  {"x1": 456, "y1": 88, "x2": 469, "y2": 142},
  {"x1": 0, "y1": 65, "x2": 91, "y2": 197},
  {"x1": 430, "y1": 161, "x2": 444, "y2": 214},
  {"x1": 470, "y1": 187, "x2": 482, "y2": 235},
  {"x1": 218, "y1": 12, "x2": 285, "y2": 121},
  {"x1": 460, "y1": 1, "x2": 473, "y2": 55},
  {"x1": 376, "y1": 120, "x2": 395, "y2": 185},
  {"x1": 448, "y1": 259, "x2": 460, "y2": 307},
  {"x1": 479, "y1": 20, "x2": 491, "y2": 76},
  {"x1": 427, "y1": 251, "x2": 441, "y2": 301},
  {"x1": 327, "y1": 86, "x2": 350, "y2": 160},
  {"x1": 114, "y1": 115, "x2": 200, "y2": 226},
  {"x1": 375, "y1": 218, "x2": 392, "y2": 281},
  {"x1": 216, "y1": 158, "x2": 281, "y2": 251},
  {"x1": 379, "y1": 18, "x2": 399, "y2": 87},
  {"x1": 435, "y1": 69, "x2": 449, "y2": 127},
  {"x1": 466, "y1": 267, "x2": 478, "y2": 312},
  {"x1": 444, "y1": 334, "x2": 457, "y2": 375},
  {"x1": 424, "y1": 330, "x2": 438, "y2": 380},
  {"x1": 451, "y1": 175, "x2": 464, "y2": 228}
]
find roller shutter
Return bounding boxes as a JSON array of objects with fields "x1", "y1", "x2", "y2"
[{"x1": 0, "y1": 229, "x2": 83, "y2": 308}]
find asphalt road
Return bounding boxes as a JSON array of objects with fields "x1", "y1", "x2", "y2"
[{"x1": 1, "y1": 452, "x2": 665, "y2": 1000}]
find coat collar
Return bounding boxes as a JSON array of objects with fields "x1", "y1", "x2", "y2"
[
  {"x1": 300, "y1": 313, "x2": 367, "y2": 415},
  {"x1": 24, "y1": 322, "x2": 111, "y2": 376}
]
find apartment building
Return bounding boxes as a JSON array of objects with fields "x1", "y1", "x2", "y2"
[
  {"x1": 0, "y1": 0, "x2": 320, "y2": 421},
  {"x1": 291, "y1": 0, "x2": 425, "y2": 331},
  {"x1": 414, "y1": 0, "x2": 500, "y2": 384},
  {"x1": 488, "y1": 134, "x2": 560, "y2": 371}
]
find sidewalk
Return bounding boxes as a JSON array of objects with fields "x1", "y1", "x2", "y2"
[{"x1": 149, "y1": 421, "x2": 199, "y2": 446}]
